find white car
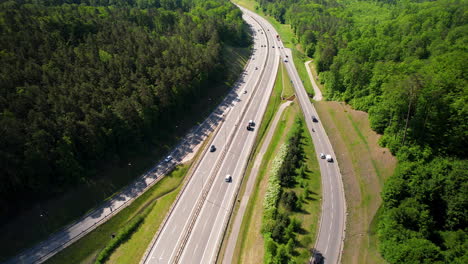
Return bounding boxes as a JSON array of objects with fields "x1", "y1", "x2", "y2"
[
  {"x1": 164, "y1": 155, "x2": 173, "y2": 162},
  {"x1": 225, "y1": 174, "x2": 232, "y2": 182},
  {"x1": 320, "y1": 153, "x2": 326, "y2": 159}
]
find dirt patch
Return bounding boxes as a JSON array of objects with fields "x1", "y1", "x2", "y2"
[{"x1": 314, "y1": 101, "x2": 397, "y2": 264}]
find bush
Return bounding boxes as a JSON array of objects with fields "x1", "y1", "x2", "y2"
[
  {"x1": 263, "y1": 144, "x2": 288, "y2": 228},
  {"x1": 281, "y1": 191, "x2": 298, "y2": 211},
  {"x1": 94, "y1": 214, "x2": 145, "y2": 264}
]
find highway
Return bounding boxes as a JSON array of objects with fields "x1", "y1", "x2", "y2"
[
  {"x1": 143, "y1": 5, "x2": 346, "y2": 264},
  {"x1": 141, "y1": 13, "x2": 280, "y2": 264},
  {"x1": 5, "y1": 4, "x2": 345, "y2": 264},
  {"x1": 232, "y1": 7, "x2": 347, "y2": 264}
]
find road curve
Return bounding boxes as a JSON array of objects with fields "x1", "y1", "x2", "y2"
[
  {"x1": 305, "y1": 60, "x2": 323, "y2": 101},
  {"x1": 239, "y1": 7, "x2": 346, "y2": 264}
]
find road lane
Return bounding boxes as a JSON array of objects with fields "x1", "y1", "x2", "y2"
[
  {"x1": 176, "y1": 12, "x2": 282, "y2": 263},
  {"x1": 142, "y1": 13, "x2": 274, "y2": 264},
  {"x1": 240, "y1": 7, "x2": 346, "y2": 264}
]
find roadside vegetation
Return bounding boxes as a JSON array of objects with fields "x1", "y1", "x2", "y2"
[
  {"x1": 46, "y1": 164, "x2": 189, "y2": 264},
  {"x1": 243, "y1": 0, "x2": 467, "y2": 263},
  {"x1": 261, "y1": 116, "x2": 321, "y2": 263},
  {"x1": 234, "y1": 101, "x2": 321, "y2": 264},
  {"x1": 280, "y1": 62, "x2": 294, "y2": 99},
  {"x1": 314, "y1": 101, "x2": 397, "y2": 263},
  {"x1": 0, "y1": 0, "x2": 251, "y2": 260}
]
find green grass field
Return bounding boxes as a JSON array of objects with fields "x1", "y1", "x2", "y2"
[{"x1": 45, "y1": 164, "x2": 189, "y2": 264}]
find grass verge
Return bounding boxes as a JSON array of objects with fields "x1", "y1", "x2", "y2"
[
  {"x1": 314, "y1": 101, "x2": 397, "y2": 264},
  {"x1": 280, "y1": 62, "x2": 294, "y2": 99},
  {"x1": 45, "y1": 164, "x2": 190, "y2": 264},
  {"x1": 0, "y1": 44, "x2": 250, "y2": 262}
]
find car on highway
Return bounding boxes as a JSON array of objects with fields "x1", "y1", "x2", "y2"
[
  {"x1": 247, "y1": 120, "x2": 255, "y2": 131},
  {"x1": 210, "y1": 145, "x2": 216, "y2": 152},
  {"x1": 312, "y1": 115, "x2": 318, "y2": 122},
  {"x1": 243, "y1": 90, "x2": 247, "y2": 94},
  {"x1": 284, "y1": 59, "x2": 288, "y2": 62},
  {"x1": 272, "y1": 46, "x2": 275, "y2": 48},
  {"x1": 225, "y1": 174, "x2": 232, "y2": 182},
  {"x1": 255, "y1": 66, "x2": 258, "y2": 70},
  {"x1": 311, "y1": 251, "x2": 324, "y2": 264},
  {"x1": 320, "y1": 153, "x2": 326, "y2": 159},
  {"x1": 326, "y1": 154, "x2": 333, "y2": 162},
  {"x1": 164, "y1": 155, "x2": 173, "y2": 162}
]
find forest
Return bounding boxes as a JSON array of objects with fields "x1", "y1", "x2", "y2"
[
  {"x1": 256, "y1": 0, "x2": 467, "y2": 263},
  {"x1": 0, "y1": 0, "x2": 250, "y2": 219}
]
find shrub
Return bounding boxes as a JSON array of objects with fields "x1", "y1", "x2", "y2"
[
  {"x1": 94, "y1": 214, "x2": 145, "y2": 264},
  {"x1": 281, "y1": 191, "x2": 298, "y2": 211},
  {"x1": 263, "y1": 144, "x2": 288, "y2": 228}
]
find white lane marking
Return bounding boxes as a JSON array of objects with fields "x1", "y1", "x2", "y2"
[{"x1": 196, "y1": 32, "x2": 275, "y2": 263}]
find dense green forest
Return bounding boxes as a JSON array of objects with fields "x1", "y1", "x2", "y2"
[
  {"x1": 256, "y1": 0, "x2": 467, "y2": 263},
  {"x1": 0, "y1": 0, "x2": 250, "y2": 218}
]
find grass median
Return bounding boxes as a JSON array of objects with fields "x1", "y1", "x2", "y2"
[{"x1": 234, "y1": 103, "x2": 321, "y2": 263}]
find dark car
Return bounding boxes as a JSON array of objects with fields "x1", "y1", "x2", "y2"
[
  {"x1": 311, "y1": 249, "x2": 324, "y2": 264},
  {"x1": 312, "y1": 115, "x2": 318, "y2": 122},
  {"x1": 210, "y1": 145, "x2": 216, "y2": 152},
  {"x1": 247, "y1": 125, "x2": 253, "y2": 131}
]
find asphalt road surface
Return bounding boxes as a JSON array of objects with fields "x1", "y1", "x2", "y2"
[
  {"x1": 141, "y1": 12, "x2": 280, "y2": 264},
  {"x1": 232, "y1": 7, "x2": 346, "y2": 264},
  {"x1": 144, "y1": 5, "x2": 346, "y2": 264}
]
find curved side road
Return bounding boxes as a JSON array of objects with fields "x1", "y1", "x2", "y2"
[
  {"x1": 242, "y1": 7, "x2": 347, "y2": 264},
  {"x1": 305, "y1": 60, "x2": 323, "y2": 101},
  {"x1": 222, "y1": 101, "x2": 292, "y2": 263}
]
